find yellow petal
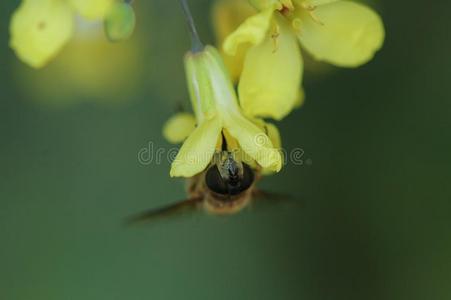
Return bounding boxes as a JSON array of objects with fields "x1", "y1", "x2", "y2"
[
  {"x1": 294, "y1": 87, "x2": 305, "y2": 108},
  {"x1": 163, "y1": 113, "x2": 197, "y2": 144},
  {"x1": 9, "y1": 0, "x2": 74, "y2": 69},
  {"x1": 223, "y1": 7, "x2": 274, "y2": 56},
  {"x1": 69, "y1": 0, "x2": 114, "y2": 20},
  {"x1": 251, "y1": 119, "x2": 284, "y2": 175},
  {"x1": 250, "y1": 118, "x2": 282, "y2": 149},
  {"x1": 224, "y1": 112, "x2": 281, "y2": 172},
  {"x1": 238, "y1": 18, "x2": 302, "y2": 120},
  {"x1": 265, "y1": 122, "x2": 282, "y2": 149},
  {"x1": 222, "y1": 128, "x2": 239, "y2": 151},
  {"x1": 170, "y1": 117, "x2": 222, "y2": 178},
  {"x1": 302, "y1": 0, "x2": 339, "y2": 6},
  {"x1": 298, "y1": 1, "x2": 385, "y2": 67},
  {"x1": 184, "y1": 47, "x2": 230, "y2": 122},
  {"x1": 235, "y1": 148, "x2": 258, "y2": 170},
  {"x1": 212, "y1": 0, "x2": 256, "y2": 82},
  {"x1": 249, "y1": 0, "x2": 274, "y2": 10},
  {"x1": 262, "y1": 122, "x2": 283, "y2": 175},
  {"x1": 249, "y1": 0, "x2": 284, "y2": 10}
]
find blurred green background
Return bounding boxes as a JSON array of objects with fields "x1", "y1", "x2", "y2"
[{"x1": 1, "y1": 1, "x2": 451, "y2": 299}]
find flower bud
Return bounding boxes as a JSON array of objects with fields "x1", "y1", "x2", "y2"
[
  {"x1": 104, "y1": 2, "x2": 135, "y2": 42},
  {"x1": 184, "y1": 46, "x2": 238, "y2": 121}
]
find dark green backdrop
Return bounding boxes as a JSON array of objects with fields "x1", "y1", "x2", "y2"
[{"x1": 1, "y1": 1, "x2": 450, "y2": 299}]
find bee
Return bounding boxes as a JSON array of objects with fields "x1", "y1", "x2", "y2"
[
  {"x1": 191, "y1": 150, "x2": 257, "y2": 215},
  {"x1": 126, "y1": 150, "x2": 280, "y2": 224}
]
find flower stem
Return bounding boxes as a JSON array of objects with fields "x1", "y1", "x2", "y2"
[{"x1": 178, "y1": 0, "x2": 204, "y2": 52}]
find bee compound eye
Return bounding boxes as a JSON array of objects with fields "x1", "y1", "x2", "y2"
[
  {"x1": 240, "y1": 163, "x2": 254, "y2": 191},
  {"x1": 205, "y1": 165, "x2": 228, "y2": 195},
  {"x1": 205, "y1": 163, "x2": 254, "y2": 196}
]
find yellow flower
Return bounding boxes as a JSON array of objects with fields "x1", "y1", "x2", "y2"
[
  {"x1": 9, "y1": 0, "x2": 115, "y2": 68},
  {"x1": 163, "y1": 113, "x2": 197, "y2": 144},
  {"x1": 68, "y1": 0, "x2": 114, "y2": 20},
  {"x1": 164, "y1": 46, "x2": 282, "y2": 178},
  {"x1": 212, "y1": 0, "x2": 257, "y2": 82},
  {"x1": 214, "y1": 0, "x2": 385, "y2": 120},
  {"x1": 16, "y1": 25, "x2": 144, "y2": 107}
]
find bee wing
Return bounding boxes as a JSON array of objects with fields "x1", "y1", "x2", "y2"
[
  {"x1": 251, "y1": 189, "x2": 302, "y2": 209},
  {"x1": 125, "y1": 196, "x2": 203, "y2": 225},
  {"x1": 252, "y1": 189, "x2": 292, "y2": 201}
]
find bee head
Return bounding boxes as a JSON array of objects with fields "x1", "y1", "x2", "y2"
[{"x1": 205, "y1": 152, "x2": 255, "y2": 198}]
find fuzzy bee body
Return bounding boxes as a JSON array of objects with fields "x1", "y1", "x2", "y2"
[
  {"x1": 128, "y1": 151, "x2": 261, "y2": 223},
  {"x1": 187, "y1": 160, "x2": 257, "y2": 215}
]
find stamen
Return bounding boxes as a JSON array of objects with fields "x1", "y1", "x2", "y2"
[
  {"x1": 301, "y1": 3, "x2": 324, "y2": 26},
  {"x1": 301, "y1": 3, "x2": 316, "y2": 11},
  {"x1": 308, "y1": 11, "x2": 324, "y2": 26},
  {"x1": 271, "y1": 24, "x2": 280, "y2": 53}
]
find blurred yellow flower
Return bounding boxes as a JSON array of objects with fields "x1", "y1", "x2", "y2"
[
  {"x1": 9, "y1": 0, "x2": 115, "y2": 68},
  {"x1": 68, "y1": 0, "x2": 114, "y2": 20},
  {"x1": 14, "y1": 17, "x2": 143, "y2": 107},
  {"x1": 214, "y1": 0, "x2": 385, "y2": 120},
  {"x1": 164, "y1": 46, "x2": 282, "y2": 178},
  {"x1": 104, "y1": 2, "x2": 136, "y2": 42}
]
